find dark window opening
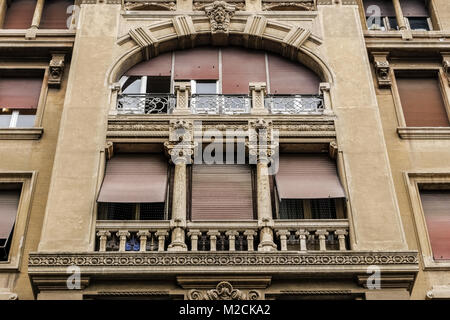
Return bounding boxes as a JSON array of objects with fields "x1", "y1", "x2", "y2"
[
  {"x1": 98, "y1": 202, "x2": 166, "y2": 220},
  {"x1": 311, "y1": 199, "x2": 337, "y2": 219},
  {"x1": 0, "y1": 184, "x2": 21, "y2": 262},
  {"x1": 408, "y1": 17, "x2": 430, "y2": 30},
  {"x1": 279, "y1": 199, "x2": 304, "y2": 219}
]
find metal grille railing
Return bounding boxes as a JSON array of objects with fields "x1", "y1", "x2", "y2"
[
  {"x1": 190, "y1": 94, "x2": 251, "y2": 115},
  {"x1": 117, "y1": 94, "x2": 176, "y2": 114},
  {"x1": 265, "y1": 94, "x2": 324, "y2": 115}
]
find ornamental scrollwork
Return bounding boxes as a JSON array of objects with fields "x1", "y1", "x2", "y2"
[
  {"x1": 187, "y1": 281, "x2": 261, "y2": 300},
  {"x1": 204, "y1": 1, "x2": 236, "y2": 34}
]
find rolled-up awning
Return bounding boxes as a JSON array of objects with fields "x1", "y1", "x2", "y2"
[
  {"x1": 0, "y1": 190, "x2": 20, "y2": 241},
  {"x1": 97, "y1": 154, "x2": 168, "y2": 203},
  {"x1": 275, "y1": 154, "x2": 346, "y2": 200}
]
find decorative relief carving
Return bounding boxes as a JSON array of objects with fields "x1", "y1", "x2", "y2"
[
  {"x1": 371, "y1": 52, "x2": 391, "y2": 88},
  {"x1": 48, "y1": 53, "x2": 65, "y2": 88},
  {"x1": 204, "y1": 1, "x2": 236, "y2": 34},
  {"x1": 28, "y1": 252, "x2": 419, "y2": 268},
  {"x1": 194, "y1": 1, "x2": 244, "y2": 11},
  {"x1": 124, "y1": 1, "x2": 176, "y2": 11},
  {"x1": 188, "y1": 281, "x2": 261, "y2": 300},
  {"x1": 262, "y1": 1, "x2": 315, "y2": 11}
]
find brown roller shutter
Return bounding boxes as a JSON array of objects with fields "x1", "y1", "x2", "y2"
[
  {"x1": 3, "y1": 0, "x2": 35, "y2": 29},
  {"x1": 400, "y1": 0, "x2": 428, "y2": 17},
  {"x1": 0, "y1": 190, "x2": 20, "y2": 241},
  {"x1": 0, "y1": 77, "x2": 43, "y2": 109},
  {"x1": 174, "y1": 48, "x2": 219, "y2": 80},
  {"x1": 275, "y1": 154, "x2": 346, "y2": 199},
  {"x1": 97, "y1": 154, "x2": 168, "y2": 203},
  {"x1": 222, "y1": 48, "x2": 266, "y2": 94},
  {"x1": 268, "y1": 54, "x2": 320, "y2": 94},
  {"x1": 191, "y1": 164, "x2": 254, "y2": 220},
  {"x1": 363, "y1": 0, "x2": 396, "y2": 16},
  {"x1": 420, "y1": 190, "x2": 450, "y2": 260},
  {"x1": 40, "y1": 0, "x2": 73, "y2": 29},
  {"x1": 125, "y1": 52, "x2": 172, "y2": 76},
  {"x1": 396, "y1": 73, "x2": 449, "y2": 127}
]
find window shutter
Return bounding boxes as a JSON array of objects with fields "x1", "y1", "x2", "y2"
[
  {"x1": 275, "y1": 154, "x2": 346, "y2": 200},
  {"x1": 0, "y1": 190, "x2": 20, "y2": 242},
  {"x1": 400, "y1": 0, "x2": 428, "y2": 17},
  {"x1": 267, "y1": 53, "x2": 320, "y2": 94},
  {"x1": 97, "y1": 154, "x2": 168, "y2": 203},
  {"x1": 222, "y1": 48, "x2": 266, "y2": 94},
  {"x1": 420, "y1": 190, "x2": 450, "y2": 260},
  {"x1": 3, "y1": 0, "x2": 35, "y2": 29},
  {"x1": 39, "y1": 0, "x2": 73, "y2": 29},
  {"x1": 191, "y1": 164, "x2": 254, "y2": 220},
  {"x1": 174, "y1": 48, "x2": 219, "y2": 80},
  {"x1": 125, "y1": 52, "x2": 172, "y2": 76},
  {"x1": 0, "y1": 77, "x2": 43, "y2": 109},
  {"x1": 396, "y1": 74, "x2": 449, "y2": 127},
  {"x1": 363, "y1": 0, "x2": 396, "y2": 16}
]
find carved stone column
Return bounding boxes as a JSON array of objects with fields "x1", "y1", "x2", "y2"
[
  {"x1": 26, "y1": 0, "x2": 45, "y2": 39},
  {"x1": 165, "y1": 122, "x2": 196, "y2": 251},
  {"x1": 173, "y1": 81, "x2": 191, "y2": 115},
  {"x1": 0, "y1": 1, "x2": 7, "y2": 28},
  {"x1": 249, "y1": 82, "x2": 268, "y2": 115},
  {"x1": 248, "y1": 120, "x2": 277, "y2": 251},
  {"x1": 96, "y1": 230, "x2": 111, "y2": 252},
  {"x1": 117, "y1": 230, "x2": 130, "y2": 252},
  {"x1": 137, "y1": 230, "x2": 150, "y2": 252},
  {"x1": 392, "y1": 0, "x2": 406, "y2": 30}
]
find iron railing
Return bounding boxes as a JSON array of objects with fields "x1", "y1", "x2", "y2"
[
  {"x1": 265, "y1": 94, "x2": 324, "y2": 115},
  {"x1": 117, "y1": 93, "x2": 176, "y2": 114},
  {"x1": 190, "y1": 94, "x2": 251, "y2": 115}
]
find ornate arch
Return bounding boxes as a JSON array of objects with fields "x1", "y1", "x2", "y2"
[{"x1": 107, "y1": 8, "x2": 333, "y2": 86}]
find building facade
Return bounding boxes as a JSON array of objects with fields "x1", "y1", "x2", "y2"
[{"x1": 0, "y1": 0, "x2": 449, "y2": 300}]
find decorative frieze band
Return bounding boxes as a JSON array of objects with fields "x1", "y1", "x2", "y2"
[{"x1": 29, "y1": 251, "x2": 418, "y2": 268}]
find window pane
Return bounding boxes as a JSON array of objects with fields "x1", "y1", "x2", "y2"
[
  {"x1": 15, "y1": 115, "x2": 35, "y2": 128},
  {"x1": 121, "y1": 76, "x2": 142, "y2": 94},
  {"x1": 388, "y1": 17, "x2": 398, "y2": 30},
  {"x1": 311, "y1": 199, "x2": 336, "y2": 219},
  {"x1": 102, "y1": 203, "x2": 135, "y2": 220},
  {"x1": 140, "y1": 203, "x2": 165, "y2": 220},
  {"x1": 0, "y1": 114, "x2": 11, "y2": 128},
  {"x1": 408, "y1": 17, "x2": 430, "y2": 31},
  {"x1": 196, "y1": 81, "x2": 217, "y2": 94},
  {"x1": 279, "y1": 199, "x2": 304, "y2": 219}
]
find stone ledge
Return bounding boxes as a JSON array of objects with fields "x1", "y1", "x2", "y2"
[
  {"x1": 0, "y1": 128, "x2": 44, "y2": 140},
  {"x1": 28, "y1": 251, "x2": 418, "y2": 271},
  {"x1": 397, "y1": 127, "x2": 450, "y2": 140}
]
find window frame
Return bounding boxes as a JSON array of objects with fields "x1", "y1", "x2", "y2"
[
  {"x1": 0, "y1": 172, "x2": 36, "y2": 270},
  {"x1": 390, "y1": 65, "x2": 450, "y2": 138},
  {"x1": 0, "y1": 65, "x2": 49, "y2": 130},
  {"x1": 404, "y1": 172, "x2": 450, "y2": 270}
]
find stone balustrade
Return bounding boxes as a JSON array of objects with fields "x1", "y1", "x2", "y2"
[{"x1": 95, "y1": 220, "x2": 349, "y2": 253}]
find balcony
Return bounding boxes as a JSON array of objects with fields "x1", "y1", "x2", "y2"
[
  {"x1": 113, "y1": 82, "x2": 331, "y2": 116},
  {"x1": 95, "y1": 219, "x2": 349, "y2": 253},
  {"x1": 265, "y1": 94, "x2": 324, "y2": 115},
  {"x1": 190, "y1": 94, "x2": 251, "y2": 115}
]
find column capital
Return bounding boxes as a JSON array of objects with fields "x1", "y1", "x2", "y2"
[
  {"x1": 137, "y1": 230, "x2": 151, "y2": 238},
  {"x1": 164, "y1": 141, "x2": 197, "y2": 165},
  {"x1": 96, "y1": 230, "x2": 111, "y2": 238}
]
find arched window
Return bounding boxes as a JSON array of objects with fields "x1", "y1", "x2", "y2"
[{"x1": 118, "y1": 47, "x2": 322, "y2": 114}]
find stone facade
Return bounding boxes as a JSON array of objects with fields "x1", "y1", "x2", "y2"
[{"x1": 0, "y1": 0, "x2": 449, "y2": 300}]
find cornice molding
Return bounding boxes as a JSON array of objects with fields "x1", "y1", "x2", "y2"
[
  {"x1": 397, "y1": 127, "x2": 450, "y2": 140},
  {"x1": 0, "y1": 128, "x2": 44, "y2": 140},
  {"x1": 28, "y1": 251, "x2": 419, "y2": 269}
]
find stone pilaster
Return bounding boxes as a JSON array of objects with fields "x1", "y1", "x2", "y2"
[
  {"x1": 249, "y1": 82, "x2": 268, "y2": 115},
  {"x1": 172, "y1": 82, "x2": 191, "y2": 115}
]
